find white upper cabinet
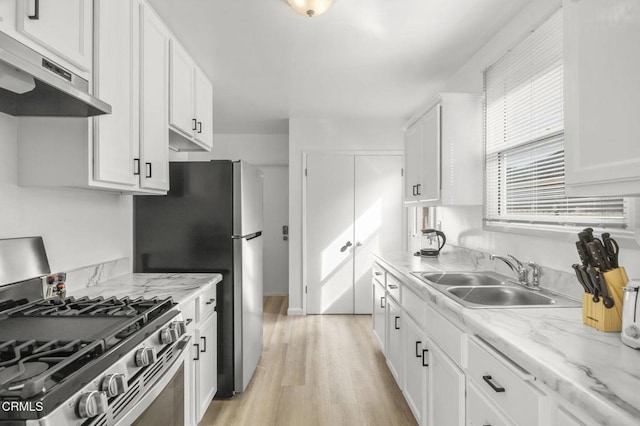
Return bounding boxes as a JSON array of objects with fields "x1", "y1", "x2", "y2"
[
  {"x1": 169, "y1": 40, "x2": 195, "y2": 136},
  {"x1": 564, "y1": 0, "x2": 640, "y2": 197},
  {"x1": 93, "y1": 0, "x2": 137, "y2": 188},
  {"x1": 169, "y1": 40, "x2": 213, "y2": 152},
  {"x1": 194, "y1": 67, "x2": 214, "y2": 149},
  {"x1": 403, "y1": 93, "x2": 483, "y2": 206},
  {"x1": 139, "y1": 2, "x2": 170, "y2": 191},
  {"x1": 15, "y1": 0, "x2": 92, "y2": 71}
]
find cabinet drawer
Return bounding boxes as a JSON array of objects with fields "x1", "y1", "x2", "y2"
[
  {"x1": 372, "y1": 263, "x2": 385, "y2": 285},
  {"x1": 468, "y1": 380, "x2": 511, "y2": 426},
  {"x1": 402, "y1": 285, "x2": 426, "y2": 325},
  {"x1": 425, "y1": 304, "x2": 464, "y2": 367},
  {"x1": 386, "y1": 273, "x2": 401, "y2": 302},
  {"x1": 198, "y1": 284, "x2": 217, "y2": 321},
  {"x1": 467, "y1": 337, "x2": 546, "y2": 426},
  {"x1": 181, "y1": 298, "x2": 197, "y2": 334}
]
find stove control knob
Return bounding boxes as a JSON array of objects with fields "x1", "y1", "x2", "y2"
[
  {"x1": 135, "y1": 347, "x2": 157, "y2": 367},
  {"x1": 625, "y1": 325, "x2": 640, "y2": 339},
  {"x1": 101, "y1": 373, "x2": 128, "y2": 397},
  {"x1": 77, "y1": 391, "x2": 108, "y2": 418},
  {"x1": 159, "y1": 327, "x2": 177, "y2": 345},
  {"x1": 170, "y1": 320, "x2": 187, "y2": 337}
]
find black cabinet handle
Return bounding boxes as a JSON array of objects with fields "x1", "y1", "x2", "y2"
[
  {"x1": 133, "y1": 158, "x2": 140, "y2": 175},
  {"x1": 415, "y1": 341, "x2": 422, "y2": 358},
  {"x1": 185, "y1": 318, "x2": 193, "y2": 325},
  {"x1": 192, "y1": 118, "x2": 197, "y2": 131},
  {"x1": 482, "y1": 375, "x2": 505, "y2": 393},
  {"x1": 412, "y1": 185, "x2": 417, "y2": 196},
  {"x1": 193, "y1": 343, "x2": 200, "y2": 360},
  {"x1": 380, "y1": 296, "x2": 385, "y2": 308},
  {"x1": 416, "y1": 184, "x2": 421, "y2": 196},
  {"x1": 28, "y1": 0, "x2": 39, "y2": 20},
  {"x1": 374, "y1": 272, "x2": 382, "y2": 276},
  {"x1": 200, "y1": 336, "x2": 206, "y2": 352},
  {"x1": 422, "y1": 349, "x2": 429, "y2": 366},
  {"x1": 206, "y1": 298, "x2": 215, "y2": 305},
  {"x1": 197, "y1": 121, "x2": 202, "y2": 133},
  {"x1": 388, "y1": 284, "x2": 398, "y2": 289},
  {"x1": 145, "y1": 162, "x2": 152, "y2": 178},
  {"x1": 394, "y1": 316, "x2": 400, "y2": 330}
]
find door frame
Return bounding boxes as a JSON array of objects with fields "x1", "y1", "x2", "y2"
[{"x1": 301, "y1": 150, "x2": 404, "y2": 315}]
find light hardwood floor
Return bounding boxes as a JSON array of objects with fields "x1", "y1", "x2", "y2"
[{"x1": 199, "y1": 296, "x2": 417, "y2": 426}]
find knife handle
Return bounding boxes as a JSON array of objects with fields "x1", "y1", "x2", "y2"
[
  {"x1": 575, "y1": 241, "x2": 591, "y2": 266},
  {"x1": 602, "y1": 235, "x2": 619, "y2": 269},
  {"x1": 587, "y1": 241, "x2": 611, "y2": 271}
]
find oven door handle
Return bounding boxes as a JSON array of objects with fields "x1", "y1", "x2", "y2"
[{"x1": 113, "y1": 335, "x2": 192, "y2": 426}]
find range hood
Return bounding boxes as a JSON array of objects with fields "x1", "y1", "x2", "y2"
[{"x1": 0, "y1": 31, "x2": 111, "y2": 117}]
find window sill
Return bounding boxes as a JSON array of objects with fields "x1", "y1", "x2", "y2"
[{"x1": 483, "y1": 220, "x2": 640, "y2": 249}]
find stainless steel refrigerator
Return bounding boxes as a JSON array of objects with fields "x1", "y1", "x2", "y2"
[{"x1": 134, "y1": 160, "x2": 264, "y2": 397}]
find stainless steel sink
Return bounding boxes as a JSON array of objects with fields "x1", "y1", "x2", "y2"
[
  {"x1": 415, "y1": 272, "x2": 506, "y2": 287},
  {"x1": 447, "y1": 286, "x2": 557, "y2": 307},
  {"x1": 410, "y1": 271, "x2": 580, "y2": 309}
]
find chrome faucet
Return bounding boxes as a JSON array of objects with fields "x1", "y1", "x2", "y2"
[
  {"x1": 489, "y1": 254, "x2": 529, "y2": 287},
  {"x1": 528, "y1": 262, "x2": 541, "y2": 290}
]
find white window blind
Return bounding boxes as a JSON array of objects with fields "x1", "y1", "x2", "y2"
[{"x1": 484, "y1": 8, "x2": 626, "y2": 229}]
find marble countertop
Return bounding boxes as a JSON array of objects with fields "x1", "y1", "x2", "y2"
[
  {"x1": 70, "y1": 273, "x2": 222, "y2": 306},
  {"x1": 375, "y1": 250, "x2": 640, "y2": 426}
]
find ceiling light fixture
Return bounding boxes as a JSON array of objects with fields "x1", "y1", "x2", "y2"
[{"x1": 287, "y1": 0, "x2": 334, "y2": 18}]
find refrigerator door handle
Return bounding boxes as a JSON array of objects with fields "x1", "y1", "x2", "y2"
[{"x1": 232, "y1": 231, "x2": 262, "y2": 241}]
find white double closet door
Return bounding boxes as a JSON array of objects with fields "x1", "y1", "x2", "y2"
[{"x1": 306, "y1": 154, "x2": 402, "y2": 314}]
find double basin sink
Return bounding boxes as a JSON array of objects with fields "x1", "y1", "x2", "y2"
[{"x1": 410, "y1": 271, "x2": 580, "y2": 309}]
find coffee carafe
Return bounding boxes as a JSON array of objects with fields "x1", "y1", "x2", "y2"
[{"x1": 418, "y1": 229, "x2": 446, "y2": 257}]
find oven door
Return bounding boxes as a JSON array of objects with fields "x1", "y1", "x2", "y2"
[{"x1": 115, "y1": 335, "x2": 191, "y2": 426}]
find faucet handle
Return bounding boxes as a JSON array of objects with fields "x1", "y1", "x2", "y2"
[
  {"x1": 507, "y1": 255, "x2": 524, "y2": 269},
  {"x1": 527, "y1": 262, "x2": 541, "y2": 288}
]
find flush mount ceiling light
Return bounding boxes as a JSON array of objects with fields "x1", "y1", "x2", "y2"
[{"x1": 287, "y1": 0, "x2": 334, "y2": 17}]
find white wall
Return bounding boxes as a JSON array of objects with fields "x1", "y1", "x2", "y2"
[
  {"x1": 424, "y1": 0, "x2": 640, "y2": 279},
  {"x1": 188, "y1": 134, "x2": 288, "y2": 165},
  {"x1": 288, "y1": 118, "x2": 405, "y2": 314},
  {"x1": 0, "y1": 114, "x2": 132, "y2": 273}
]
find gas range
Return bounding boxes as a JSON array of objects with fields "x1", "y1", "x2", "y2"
[{"x1": 0, "y1": 238, "x2": 190, "y2": 426}]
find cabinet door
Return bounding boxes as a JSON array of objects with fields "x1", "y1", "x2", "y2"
[
  {"x1": 169, "y1": 40, "x2": 195, "y2": 137},
  {"x1": 467, "y1": 380, "x2": 510, "y2": 426},
  {"x1": 92, "y1": 0, "x2": 137, "y2": 187},
  {"x1": 564, "y1": 0, "x2": 640, "y2": 196},
  {"x1": 16, "y1": 0, "x2": 92, "y2": 70},
  {"x1": 194, "y1": 67, "x2": 214, "y2": 150},
  {"x1": 403, "y1": 314, "x2": 428, "y2": 425},
  {"x1": 196, "y1": 312, "x2": 217, "y2": 422},
  {"x1": 372, "y1": 280, "x2": 386, "y2": 351},
  {"x1": 386, "y1": 298, "x2": 403, "y2": 387},
  {"x1": 185, "y1": 336, "x2": 197, "y2": 426},
  {"x1": 428, "y1": 343, "x2": 464, "y2": 426},
  {"x1": 354, "y1": 155, "x2": 403, "y2": 314},
  {"x1": 139, "y1": 4, "x2": 169, "y2": 191},
  {"x1": 306, "y1": 154, "x2": 355, "y2": 314},
  {"x1": 404, "y1": 122, "x2": 423, "y2": 202},
  {"x1": 420, "y1": 103, "x2": 441, "y2": 202}
]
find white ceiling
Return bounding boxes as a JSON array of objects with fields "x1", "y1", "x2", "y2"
[{"x1": 148, "y1": 0, "x2": 532, "y2": 134}]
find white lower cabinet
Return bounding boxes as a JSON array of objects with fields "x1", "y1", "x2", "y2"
[
  {"x1": 371, "y1": 262, "x2": 605, "y2": 426},
  {"x1": 467, "y1": 380, "x2": 510, "y2": 426},
  {"x1": 372, "y1": 279, "x2": 386, "y2": 351},
  {"x1": 402, "y1": 314, "x2": 428, "y2": 425},
  {"x1": 196, "y1": 311, "x2": 217, "y2": 421},
  {"x1": 429, "y1": 343, "x2": 465, "y2": 426},
  {"x1": 182, "y1": 283, "x2": 218, "y2": 425},
  {"x1": 386, "y1": 296, "x2": 403, "y2": 387}
]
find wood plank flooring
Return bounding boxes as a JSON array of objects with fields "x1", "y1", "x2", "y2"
[{"x1": 199, "y1": 296, "x2": 417, "y2": 426}]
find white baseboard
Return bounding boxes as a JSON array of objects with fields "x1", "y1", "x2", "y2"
[{"x1": 287, "y1": 308, "x2": 304, "y2": 316}]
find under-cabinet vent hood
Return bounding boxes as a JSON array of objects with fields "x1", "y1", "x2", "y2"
[{"x1": 0, "y1": 32, "x2": 111, "y2": 117}]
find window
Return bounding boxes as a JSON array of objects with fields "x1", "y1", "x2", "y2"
[{"x1": 484, "y1": 8, "x2": 626, "y2": 230}]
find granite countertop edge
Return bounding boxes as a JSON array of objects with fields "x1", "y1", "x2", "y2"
[{"x1": 70, "y1": 273, "x2": 223, "y2": 307}]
